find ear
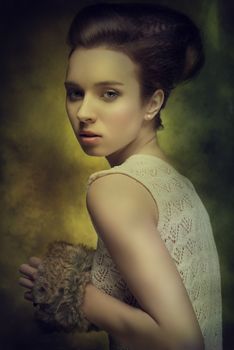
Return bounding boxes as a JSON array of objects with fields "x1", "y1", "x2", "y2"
[{"x1": 144, "y1": 89, "x2": 164, "y2": 121}]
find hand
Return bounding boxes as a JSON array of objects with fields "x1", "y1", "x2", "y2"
[{"x1": 18, "y1": 256, "x2": 42, "y2": 303}]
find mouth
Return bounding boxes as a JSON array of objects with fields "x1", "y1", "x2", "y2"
[
  {"x1": 78, "y1": 134, "x2": 102, "y2": 145},
  {"x1": 79, "y1": 134, "x2": 100, "y2": 137},
  {"x1": 79, "y1": 131, "x2": 101, "y2": 137}
]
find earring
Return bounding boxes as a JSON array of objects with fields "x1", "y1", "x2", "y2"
[{"x1": 145, "y1": 114, "x2": 151, "y2": 120}]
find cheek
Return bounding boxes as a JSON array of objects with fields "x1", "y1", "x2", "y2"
[
  {"x1": 107, "y1": 103, "x2": 139, "y2": 130},
  {"x1": 66, "y1": 102, "x2": 76, "y2": 121},
  {"x1": 65, "y1": 103, "x2": 78, "y2": 130},
  {"x1": 65, "y1": 101, "x2": 71, "y2": 118}
]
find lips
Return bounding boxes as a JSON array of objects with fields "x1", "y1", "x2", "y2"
[{"x1": 79, "y1": 131, "x2": 101, "y2": 137}]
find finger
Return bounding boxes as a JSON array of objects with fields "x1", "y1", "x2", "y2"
[
  {"x1": 18, "y1": 264, "x2": 38, "y2": 280},
  {"x1": 29, "y1": 256, "x2": 42, "y2": 268},
  {"x1": 24, "y1": 291, "x2": 33, "y2": 301},
  {"x1": 18, "y1": 276, "x2": 34, "y2": 289}
]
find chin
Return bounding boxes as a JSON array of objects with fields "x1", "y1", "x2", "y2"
[{"x1": 81, "y1": 149, "x2": 107, "y2": 158}]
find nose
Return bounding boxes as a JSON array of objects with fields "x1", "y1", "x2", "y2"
[{"x1": 76, "y1": 96, "x2": 96, "y2": 124}]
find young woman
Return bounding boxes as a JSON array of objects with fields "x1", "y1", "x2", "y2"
[{"x1": 18, "y1": 2, "x2": 222, "y2": 350}]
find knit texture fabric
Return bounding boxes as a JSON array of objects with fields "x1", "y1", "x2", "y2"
[{"x1": 86, "y1": 154, "x2": 222, "y2": 350}]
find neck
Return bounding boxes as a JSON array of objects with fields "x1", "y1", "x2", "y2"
[{"x1": 106, "y1": 132, "x2": 167, "y2": 167}]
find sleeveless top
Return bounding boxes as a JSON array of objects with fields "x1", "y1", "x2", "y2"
[{"x1": 86, "y1": 154, "x2": 223, "y2": 350}]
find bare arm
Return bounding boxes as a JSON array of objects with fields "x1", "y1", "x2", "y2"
[
  {"x1": 18, "y1": 173, "x2": 204, "y2": 349},
  {"x1": 82, "y1": 282, "x2": 195, "y2": 350},
  {"x1": 84, "y1": 173, "x2": 205, "y2": 350}
]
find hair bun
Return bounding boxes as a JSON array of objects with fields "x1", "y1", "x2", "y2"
[
  {"x1": 180, "y1": 28, "x2": 205, "y2": 83},
  {"x1": 67, "y1": 2, "x2": 206, "y2": 130}
]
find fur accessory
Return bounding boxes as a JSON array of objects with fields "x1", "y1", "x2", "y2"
[{"x1": 31, "y1": 240, "x2": 99, "y2": 333}]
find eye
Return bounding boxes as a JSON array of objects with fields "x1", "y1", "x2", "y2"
[
  {"x1": 103, "y1": 90, "x2": 119, "y2": 100},
  {"x1": 66, "y1": 88, "x2": 119, "y2": 102},
  {"x1": 66, "y1": 89, "x2": 82, "y2": 101}
]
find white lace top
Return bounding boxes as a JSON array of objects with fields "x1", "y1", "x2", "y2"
[{"x1": 87, "y1": 154, "x2": 223, "y2": 350}]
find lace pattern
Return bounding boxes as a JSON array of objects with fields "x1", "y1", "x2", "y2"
[{"x1": 87, "y1": 154, "x2": 223, "y2": 350}]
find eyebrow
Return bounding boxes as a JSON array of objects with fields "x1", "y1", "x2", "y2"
[{"x1": 64, "y1": 80, "x2": 124, "y2": 88}]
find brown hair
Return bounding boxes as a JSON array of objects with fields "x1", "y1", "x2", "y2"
[{"x1": 66, "y1": 1, "x2": 205, "y2": 130}]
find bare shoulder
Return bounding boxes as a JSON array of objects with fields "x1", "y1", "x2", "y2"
[
  {"x1": 86, "y1": 173, "x2": 204, "y2": 347},
  {"x1": 86, "y1": 173, "x2": 158, "y2": 224}
]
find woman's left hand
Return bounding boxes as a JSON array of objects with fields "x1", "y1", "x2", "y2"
[{"x1": 18, "y1": 257, "x2": 42, "y2": 303}]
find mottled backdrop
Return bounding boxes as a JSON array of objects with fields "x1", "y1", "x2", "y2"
[{"x1": 0, "y1": 0, "x2": 233, "y2": 349}]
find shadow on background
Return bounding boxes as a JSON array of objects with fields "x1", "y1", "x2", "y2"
[{"x1": 0, "y1": 0, "x2": 233, "y2": 349}]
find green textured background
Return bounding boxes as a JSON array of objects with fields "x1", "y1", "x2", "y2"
[{"x1": 0, "y1": 0, "x2": 233, "y2": 349}]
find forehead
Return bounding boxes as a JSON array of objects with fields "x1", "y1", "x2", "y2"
[{"x1": 66, "y1": 47, "x2": 138, "y2": 85}]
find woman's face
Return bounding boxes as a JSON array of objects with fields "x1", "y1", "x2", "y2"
[{"x1": 64, "y1": 46, "x2": 153, "y2": 163}]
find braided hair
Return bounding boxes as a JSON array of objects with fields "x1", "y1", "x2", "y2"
[{"x1": 67, "y1": 2, "x2": 205, "y2": 130}]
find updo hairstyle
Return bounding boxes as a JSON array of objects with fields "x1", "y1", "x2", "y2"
[{"x1": 66, "y1": 2, "x2": 205, "y2": 130}]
